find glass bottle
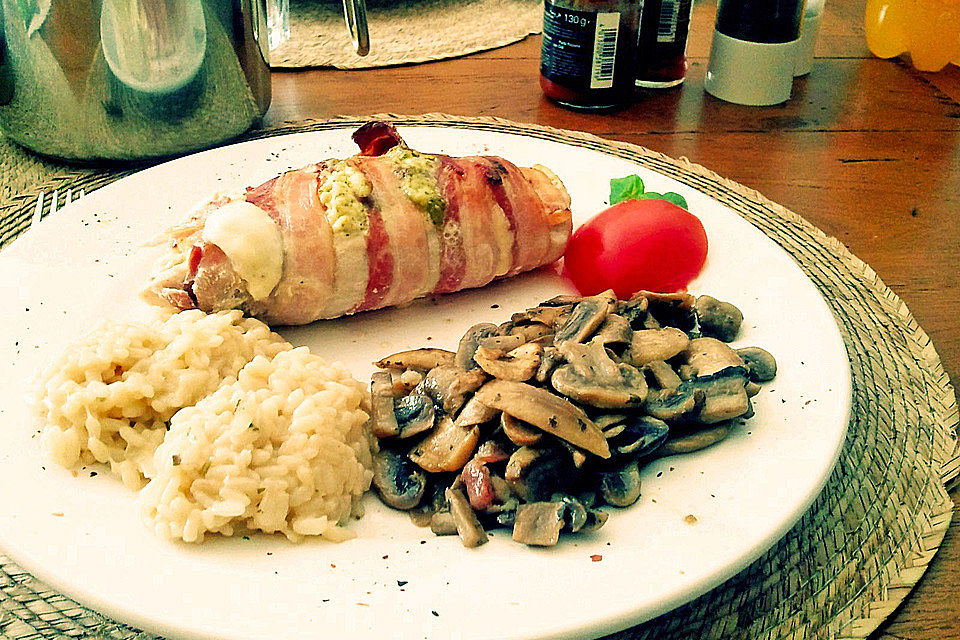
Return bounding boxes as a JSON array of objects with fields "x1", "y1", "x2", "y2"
[
  {"x1": 634, "y1": 0, "x2": 695, "y2": 88},
  {"x1": 540, "y1": 0, "x2": 640, "y2": 109}
]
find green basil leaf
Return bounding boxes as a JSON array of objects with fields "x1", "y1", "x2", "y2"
[
  {"x1": 657, "y1": 192, "x2": 689, "y2": 209},
  {"x1": 610, "y1": 175, "x2": 645, "y2": 204}
]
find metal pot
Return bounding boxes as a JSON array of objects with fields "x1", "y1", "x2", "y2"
[{"x1": 0, "y1": 0, "x2": 367, "y2": 162}]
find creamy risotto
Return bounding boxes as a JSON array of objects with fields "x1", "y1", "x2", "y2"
[
  {"x1": 36, "y1": 309, "x2": 289, "y2": 488},
  {"x1": 140, "y1": 347, "x2": 373, "y2": 543},
  {"x1": 35, "y1": 310, "x2": 374, "y2": 543}
]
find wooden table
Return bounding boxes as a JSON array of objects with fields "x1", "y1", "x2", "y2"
[{"x1": 267, "y1": 0, "x2": 960, "y2": 638}]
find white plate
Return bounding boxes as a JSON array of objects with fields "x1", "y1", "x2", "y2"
[{"x1": 0, "y1": 125, "x2": 850, "y2": 640}]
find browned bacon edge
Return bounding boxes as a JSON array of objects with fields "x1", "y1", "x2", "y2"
[{"x1": 352, "y1": 121, "x2": 404, "y2": 157}]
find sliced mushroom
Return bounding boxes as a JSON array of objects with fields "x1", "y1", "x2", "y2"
[
  {"x1": 659, "y1": 423, "x2": 732, "y2": 455},
  {"x1": 474, "y1": 379, "x2": 610, "y2": 458},
  {"x1": 677, "y1": 364, "x2": 697, "y2": 381},
  {"x1": 641, "y1": 314, "x2": 661, "y2": 330},
  {"x1": 520, "y1": 303, "x2": 575, "y2": 328},
  {"x1": 617, "y1": 294, "x2": 649, "y2": 326},
  {"x1": 552, "y1": 340, "x2": 648, "y2": 409},
  {"x1": 602, "y1": 423, "x2": 626, "y2": 440},
  {"x1": 509, "y1": 323, "x2": 555, "y2": 343},
  {"x1": 509, "y1": 448, "x2": 578, "y2": 502},
  {"x1": 393, "y1": 393, "x2": 436, "y2": 438},
  {"x1": 424, "y1": 478, "x2": 450, "y2": 513},
  {"x1": 370, "y1": 371, "x2": 400, "y2": 438},
  {"x1": 575, "y1": 489, "x2": 598, "y2": 509},
  {"x1": 489, "y1": 475, "x2": 515, "y2": 505},
  {"x1": 558, "y1": 339, "x2": 617, "y2": 378},
  {"x1": 454, "y1": 395, "x2": 499, "y2": 428},
  {"x1": 408, "y1": 507, "x2": 435, "y2": 528},
  {"x1": 473, "y1": 342, "x2": 542, "y2": 381},
  {"x1": 456, "y1": 323, "x2": 498, "y2": 370},
  {"x1": 409, "y1": 416, "x2": 480, "y2": 473},
  {"x1": 479, "y1": 334, "x2": 525, "y2": 351},
  {"x1": 736, "y1": 346, "x2": 777, "y2": 382},
  {"x1": 539, "y1": 294, "x2": 584, "y2": 307},
  {"x1": 641, "y1": 291, "x2": 696, "y2": 305},
  {"x1": 512, "y1": 501, "x2": 565, "y2": 546},
  {"x1": 644, "y1": 385, "x2": 706, "y2": 422},
  {"x1": 475, "y1": 440, "x2": 511, "y2": 463},
  {"x1": 554, "y1": 290, "x2": 618, "y2": 346},
  {"x1": 691, "y1": 371, "x2": 751, "y2": 423},
  {"x1": 505, "y1": 446, "x2": 542, "y2": 482},
  {"x1": 580, "y1": 509, "x2": 609, "y2": 533},
  {"x1": 605, "y1": 415, "x2": 670, "y2": 461},
  {"x1": 429, "y1": 510, "x2": 458, "y2": 536},
  {"x1": 695, "y1": 295, "x2": 743, "y2": 342},
  {"x1": 535, "y1": 346, "x2": 563, "y2": 383},
  {"x1": 551, "y1": 493, "x2": 588, "y2": 532},
  {"x1": 681, "y1": 337, "x2": 745, "y2": 377},
  {"x1": 446, "y1": 487, "x2": 488, "y2": 547},
  {"x1": 501, "y1": 412, "x2": 543, "y2": 446},
  {"x1": 389, "y1": 368, "x2": 424, "y2": 395},
  {"x1": 593, "y1": 314, "x2": 633, "y2": 346},
  {"x1": 375, "y1": 348, "x2": 456, "y2": 372},
  {"x1": 629, "y1": 327, "x2": 690, "y2": 366},
  {"x1": 641, "y1": 291, "x2": 697, "y2": 332},
  {"x1": 599, "y1": 461, "x2": 642, "y2": 507},
  {"x1": 416, "y1": 365, "x2": 488, "y2": 414},
  {"x1": 644, "y1": 360, "x2": 682, "y2": 390},
  {"x1": 556, "y1": 438, "x2": 588, "y2": 468},
  {"x1": 595, "y1": 413, "x2": 629, "y2": 432},
  {"x1": 371, "y1": 449, "x2": 427, "y2": 510}
]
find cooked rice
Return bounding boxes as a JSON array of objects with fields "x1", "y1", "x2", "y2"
[
  {"x1": 36, "y1": 309, "x2": 290, "y2": 488},
  {"x1": 138, "y1": 347, "x2": 374, "y2": 543}
]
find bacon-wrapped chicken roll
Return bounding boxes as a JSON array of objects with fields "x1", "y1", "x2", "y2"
[{"x1": 147, "y1": 122, "x2": 573, "y2": 325}]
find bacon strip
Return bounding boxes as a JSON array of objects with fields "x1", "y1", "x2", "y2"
[
  {"x1": 486, "y1": 158, "x2": 551, "y2": 275},
  {"x1": 354, "y1": 207, "x2": 394, "y2": 312},
  {"x1": 481, "y1": 160, "x2": 520, "y2": 275},
  {"x1": 454, "y1": 158, "x2": 512, "y2": 289},
  {"x1": 245, "y1": 176, "x2": 279, "y2": 213},
  {"x1": 432, "y1": 156, "x2": 467, "y2": 295},
  {"x1": 247, "y1": 165, "x2": 336, "y2": 325},
  {"x1": 352, "y1": 156, "x2": 436, "y2": 307},
  {"x1": 519, "y1": 166, "x2": 572, "y2": 264}
]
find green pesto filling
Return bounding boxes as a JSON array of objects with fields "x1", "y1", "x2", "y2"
[
  {"x1": 386, "y1": 145, "x2": 445, "y2": 227},
  {"x1": 319, "y1": 161, "x2": 371, "y2": 237}
]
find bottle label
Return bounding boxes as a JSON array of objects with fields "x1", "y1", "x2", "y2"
[
  {"x1": 541, "y1": 3, "x2": 621, "y2": 91},
  {"x1": 656, "y1": 0, "x2": 680, "y2": 42},
  {"x1": 638, "y1": 0, "x2": 692, "y2": 45}
]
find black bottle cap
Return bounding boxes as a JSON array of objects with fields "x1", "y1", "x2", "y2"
[{"x1": 715, "y1": 0, "x2": 804, "y2": 44}]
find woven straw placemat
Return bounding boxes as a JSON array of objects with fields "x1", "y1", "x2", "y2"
[
  {"x1": 1, "y1": 114, "x2": 957, "y2": 640},
  {"x1": 270, "y1": 0, "x2": 542, "y2": 69}
]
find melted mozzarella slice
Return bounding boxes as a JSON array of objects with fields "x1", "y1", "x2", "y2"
[{"x1": 201, "y1": 201, "x2": 284, "y2": 301}]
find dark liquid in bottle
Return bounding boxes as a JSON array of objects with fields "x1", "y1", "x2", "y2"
[
  {"x1": 540, "y1": 0, "x2": 639, "y2": 109},
  {"x1": 635, "y1": 0, "x2": 693, "y2": 88}
]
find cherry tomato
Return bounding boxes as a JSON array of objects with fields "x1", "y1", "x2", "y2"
[{"x1": 563, "y1": 199, "x2": 708, "y2": 298}]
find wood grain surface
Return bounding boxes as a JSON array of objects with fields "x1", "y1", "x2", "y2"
[{"x1": 267, "y1": 1, "x2": 959, "y2": 638}]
